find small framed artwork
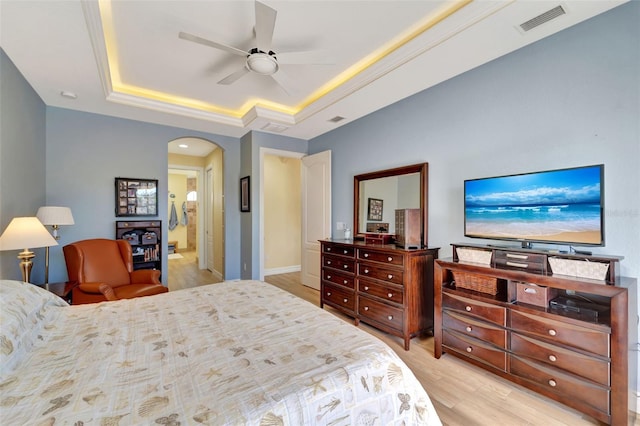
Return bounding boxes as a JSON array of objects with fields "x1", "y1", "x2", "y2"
[
  {"x1": 115, "y1": 177, "x2": 158, "y2": 217},
  {"x1": 240, "y1": 176, "x2": 251, "y2": 212},
  {"x1": 367, "y1": 198, "x2": 383, "y2": 221}
]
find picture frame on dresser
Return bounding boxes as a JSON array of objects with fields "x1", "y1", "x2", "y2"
[{"x1": 115, "y1": 177, "x2": 158, "y2": 217}]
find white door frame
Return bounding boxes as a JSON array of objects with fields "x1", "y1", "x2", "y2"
[
  {"x1": 168, "y1": 164, "x2": 206, "y2": 269},
  {"x1": 259, "y1": 147, "x2": 305, "y2": 281}
]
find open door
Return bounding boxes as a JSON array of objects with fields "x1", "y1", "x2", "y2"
[{"x1": 301, "y1": 150, "x2": 331, "y2": 289}]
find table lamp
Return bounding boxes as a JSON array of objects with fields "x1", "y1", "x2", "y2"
[
  {"x1": 37, "y1": 206, "x2": 75, "y2": 284},
  {"x1": 0, "y1": 217, "x2": 58, "y2": 283}
]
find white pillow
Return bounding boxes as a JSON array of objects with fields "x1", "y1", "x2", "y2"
[{"x1": 0, "y1": 280, "x2": 68, "y2": 372}]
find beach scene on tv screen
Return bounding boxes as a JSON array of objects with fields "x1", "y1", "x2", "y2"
[{"x1": 465, "y1": 166, "x2": 602, "y2": 245}]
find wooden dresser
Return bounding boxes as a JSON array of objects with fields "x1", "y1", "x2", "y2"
[
  {"x1": 320, "y1": 239, "x2": 439, "y2": 350},
  {"x1": 434, "y1": 249, "x2": 636, "y2": 425}
]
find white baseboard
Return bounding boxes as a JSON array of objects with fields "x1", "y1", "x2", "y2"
[{"x1": 264, "y1": 265, "x2": 301, "y2": 276}]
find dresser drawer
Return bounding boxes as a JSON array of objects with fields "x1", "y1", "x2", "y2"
[
  {"x1": 443, "y1": 292, "x2": 506, "y2": 326},
  {"x1": 322, "y1": 270, "x2": 355, "y2": 289},
  {"x1": 322, "y1": 283, "x2": 355, "y2": 311},
  {"x1": 510, "y1": 310, "x2": 609, "y2": 357},
  {"x1": 443, "y1": 310, "x2": 506, "y2": 349},
  {"x1": 510, "y1": 355, "x2": 609, "y2": 415},
  {"x1": 358, "y1": 294, "x2": 403, "y2": 331},
  {"x1": 358, "y1": 249, "x2": 404, "y2": 266},
  {"x1": 494, "y1": 251, "x2": 547, "y2": 274},
  {"x1": 443, "y1": 329, "x2": 506, "y2": 371},
  {"x1": 323, "y1": 254, "x2": 355, "y2": 273},
  {"x1": 323, "y1": 244, "x2": 355, "y2": 257},
  {"x1": 358, "y1": 278, "x2": 403, "y2": 304},
  {"x1": 511, "y1": 333, "x2": 609, "y2": 386},
  {"x1": 358, "y1": 263, "x2": 403, "y2": 285}
]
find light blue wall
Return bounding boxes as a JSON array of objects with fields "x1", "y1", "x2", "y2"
[
  {"x1": 309, "y1": 1, "x2": 639, "y2": 278},
  {"x1": 44, "y1": 107, "x2": 243, "y2": 283},
  {"x1": 0, "y1": 49, "x2": 47, "y2": 281}
]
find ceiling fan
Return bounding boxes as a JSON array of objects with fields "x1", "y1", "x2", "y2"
[{"x1": 179, "y1": 1, "x2": 329, "y2": 95}]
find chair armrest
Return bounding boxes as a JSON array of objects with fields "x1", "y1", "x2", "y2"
[
  {"x1": 78, "y1": 282, "x2": 106, "y2": 294},
  {"x1": 130, "y1": 269, "x2": 161, "y2": 284},
  {"x1": 99, "y1": 284, "x2": 119, "y2": 301}
]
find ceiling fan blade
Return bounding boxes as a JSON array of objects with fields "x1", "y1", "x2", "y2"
[
  {"x1": 270, "y1": 69, "x2": 299, "y2": 96},
  {"x1": 218, "y1": 66, "x2": 250, "y2": 85},
  {"x1": 255, "y1": 1, "x2": 276, "y2": 53},
  {"x1": 276, "y1": 50, "x2": 334, "y2": 65},
  {"x1": 179, "y1": 31, "x2": 247, "y2": 57}
]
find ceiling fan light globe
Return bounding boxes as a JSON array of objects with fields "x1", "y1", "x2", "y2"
[{"x1": 247, "y1": 53, "x2": 278, "y2": 75}]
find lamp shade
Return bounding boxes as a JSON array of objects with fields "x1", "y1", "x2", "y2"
[
  {"x1": 36, "y1": 206, "x2": 75, "y2": 226},
  {"x1": 0, "y1": 217, "x2": 59, "y2": 251}
]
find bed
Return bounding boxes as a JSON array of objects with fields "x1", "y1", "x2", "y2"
[{"x1": 0, "y1": 279, "x2": 441, "y2": 425}]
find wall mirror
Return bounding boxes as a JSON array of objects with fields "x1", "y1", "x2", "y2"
[{"x1": 353, "y1": 162, "x2": 428, "y2": 245}]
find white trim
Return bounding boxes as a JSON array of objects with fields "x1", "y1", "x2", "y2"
[
  {"x1": 263, "y1": 265, "x2": 302, "y2": 276},
  {"x1": 259, "y1": 147, "x2": 305, "y2": 281}
]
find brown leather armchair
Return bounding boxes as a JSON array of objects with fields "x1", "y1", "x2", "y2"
[{"x1": 63, "y1": 238, "x2": 168, "y2": 304}]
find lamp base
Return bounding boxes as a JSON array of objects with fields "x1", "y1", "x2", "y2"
[{"x1": 17, "y1": 249, "x2": 35, "y2": 283}]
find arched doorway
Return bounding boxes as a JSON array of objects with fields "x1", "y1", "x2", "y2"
[{"x1": 167, "y1": 137, "x2": 224, "y2": 289}]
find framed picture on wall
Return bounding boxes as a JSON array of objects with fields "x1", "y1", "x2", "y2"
[
  {"x1": 367, "y1": 198, "x2": 383, "y2": 221},
  {"x1": 240, "y1": 176, "x2": 250, "y2": 212},
  {"x1": 115, "y1": 177, "x2": 158, "y2": 217}
]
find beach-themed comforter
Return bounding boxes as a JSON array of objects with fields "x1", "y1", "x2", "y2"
[{"x1": 0, "y1": 279, "x2": 441, "y2": 425}]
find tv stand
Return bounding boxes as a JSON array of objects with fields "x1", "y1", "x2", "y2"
[{"x1": 434, "y1": 255, "x2": 636, "y2": 424}]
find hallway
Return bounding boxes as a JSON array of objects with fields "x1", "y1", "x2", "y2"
[{"x1": 167, "y1": 250, "x2": 222, "y2": 291}]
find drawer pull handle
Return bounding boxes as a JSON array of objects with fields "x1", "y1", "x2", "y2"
[
  {"x1": 387, "y1": 274, "x2": 393, "y2": 279},
  {"x1": 548, "y1": 329, "x2": 557, "y2": 336},
  {"x1": 465, "y1": 306, "x2": 472, "y2": 312},
  {"x1": 364, "y1": 253, "x2": 369, "y2": 258},
  {"x1": 466, "y1": 326, "x2": 472, "y2": 332},
  {"x1": 343, "y1": 280, "x2": 348, "y2": 284},
  {"x1": 506, "y1": 253, "x2": 528, "y2": 260},
  {"x1": 506, "y1": 261, "x2": 529, "y2": 268},
  {"x1": 343, "y1": 265, "x2": 348, "y2": 269},
  {"x1": 524, "y1": 287, "x2": 537, "y2": 294},
  {"x1": 364, "y1": 286, "x2": 369, "y2": 291},
  {"x1": 327, "y1": 275, "x2": 331, "y2": 279},
  {"x1": 343, "y1": 250, "x2": 348, "y2": 254},
  {"x1": 548, "y1": 379, "x2": 557, "y2": 387},
  {"x1": 327, "y1": 292, "x2": 331, "y2": 296},
  {"x1": 387, "y1": 293, "x2": 393, "y2": 298},
  {"x1": 327, "y1": 247, "x2": 332, "y2": 252},
  {"x1": 343, "y1": 298, "x2": 348, "y2": 303},
  {"x1": 364, "y1": 306, "x2": 369, "y2": 311},
  {"x1": 548, "y1": 355, "x2": 557, "y2": 362},
  {"x1": 387, "y1": 256, "x2": 393, "y2": 262},
  {"x1": 364, "y1": 269, "x2": 369, "y2": 274},
  {"x1": 387, "y1": 315, "x2": 393, "y2": 321},
  {"x1": 327, "y1": 261, "x2": 332, "y2": 265},
  {"x1": 466, "y1": 346, "x2": 473, "y2": 353}
]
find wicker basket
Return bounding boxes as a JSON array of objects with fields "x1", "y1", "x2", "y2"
[{"x1": 453, "y1": 271, "x2": 498, "y2": 295}]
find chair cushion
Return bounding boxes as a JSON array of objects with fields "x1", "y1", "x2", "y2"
[{"x1": 114, "y1": 284, "x2": 168, "y2": 299}]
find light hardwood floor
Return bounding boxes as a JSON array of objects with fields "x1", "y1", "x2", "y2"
[
  {"x1": 168, "y1": 259, "x2": 635, "y2": 425},
  {"x1": 167, "y1": 250, "x2": 222, "y2": 291}
]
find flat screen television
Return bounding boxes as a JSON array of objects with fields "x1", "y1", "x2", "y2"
[{"x1": 464, "y1": 164, "x2": 604, "y2": 248}]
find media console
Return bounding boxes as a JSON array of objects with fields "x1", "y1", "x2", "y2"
[{"x1": 434, "y1": 244, "x2": 636, "y2": 425}]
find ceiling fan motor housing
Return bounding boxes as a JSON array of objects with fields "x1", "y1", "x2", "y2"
[{"x1": 247, "y1": 48, "x2": 279, "y2": 75}]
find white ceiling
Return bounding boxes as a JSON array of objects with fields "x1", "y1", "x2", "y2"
[{"x1": 0, "y1": 0, "x2": 627, "y2": 144}]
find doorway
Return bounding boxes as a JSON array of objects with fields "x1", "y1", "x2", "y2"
[{"x1": 168, "y1": 138, "x2": 225, "y2": 289}]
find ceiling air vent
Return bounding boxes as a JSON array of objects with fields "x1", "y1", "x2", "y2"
[
  {"x1": 329, "y1": 116, "x2": 345, "y2": 123},
  {"x1": 261, "y1": 122, "x2": 288, "y2": 133},
  {"x1": 520, "y1": 5, "x2": 566, "y2": 32}
]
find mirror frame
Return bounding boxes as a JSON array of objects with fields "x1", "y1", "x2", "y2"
[{"x1": 353, "y1": 162, "x2": 428, "y2": 246}]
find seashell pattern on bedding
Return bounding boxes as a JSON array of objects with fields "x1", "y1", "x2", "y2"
[{"x1": 0, "y1": 279, "x2": 441, "y2": 425}]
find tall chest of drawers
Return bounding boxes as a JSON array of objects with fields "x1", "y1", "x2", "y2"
[
  {"x1": 434, "y1": 258, "x2": 636, "y2": 425},
  {"x1": 320, "y1": 239, "x2": 439, "y2": 350}
]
